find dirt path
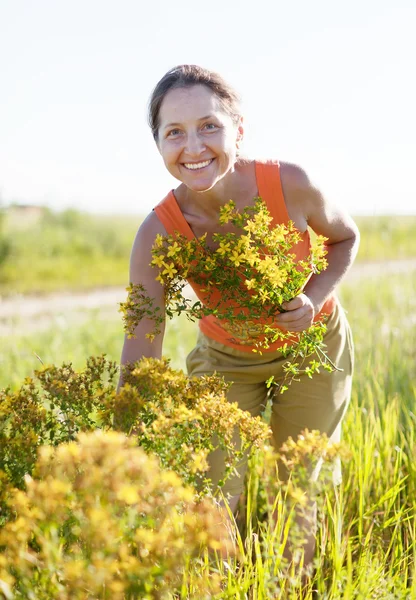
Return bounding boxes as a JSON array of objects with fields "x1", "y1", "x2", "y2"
[{"x1": 1, "y1": 258, "x2": 416, "y2": 335}]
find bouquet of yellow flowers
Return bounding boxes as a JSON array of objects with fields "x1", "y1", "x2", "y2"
[{"x1": 120, "y1": 198, "x2": 338, "y2": 393}]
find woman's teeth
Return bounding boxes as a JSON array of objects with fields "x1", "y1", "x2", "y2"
[{"x1": 183, "y1": 159, "x2": 213, "y2": 170}]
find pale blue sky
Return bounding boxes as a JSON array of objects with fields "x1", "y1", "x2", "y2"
[{"x1": 1, "y1": 0, "x2": 415, "y2": 215}]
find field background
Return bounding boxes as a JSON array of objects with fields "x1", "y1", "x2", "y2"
[
  {"x1": 1, "y1": 210, "x2": 415, "y2": 596},
  {"x1": 1, "y1": 209, "x2": 416, "y2": 390},
  {"x1": 1, "y1": 207, "x2": 416, "y2": 296}
]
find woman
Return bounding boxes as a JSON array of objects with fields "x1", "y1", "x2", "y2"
[{"x1": 118, "y1": 64, "x2": 359, "y2": 567}]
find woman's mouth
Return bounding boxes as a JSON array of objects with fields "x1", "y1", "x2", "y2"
[{"x1": 182, "y1": 158, "x2": 214, "y2": 171}]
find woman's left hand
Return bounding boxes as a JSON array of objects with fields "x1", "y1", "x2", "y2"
[{"x1": 274, "y1": 294, "x2": 318, "y2": 332}]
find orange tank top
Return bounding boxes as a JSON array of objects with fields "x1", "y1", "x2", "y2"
[{"x1": 154, "y1": 159, "x2": 336, "y2": 353}]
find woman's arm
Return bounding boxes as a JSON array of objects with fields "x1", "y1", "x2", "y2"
[
  {"x1": 275, "y1": 163, "x2": 360, "y2": 333},
  {"x1": 117, "y1": 210, "x2": 168, "y2": 391}
]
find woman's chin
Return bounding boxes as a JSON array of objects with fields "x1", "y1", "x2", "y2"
[{"x1": 180, "y1": 176, "x2": 218, "y2": 193}]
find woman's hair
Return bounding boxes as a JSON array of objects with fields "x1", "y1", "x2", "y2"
[{"x1": 148, "y1": 65, "x2": 241, "y2": 142}]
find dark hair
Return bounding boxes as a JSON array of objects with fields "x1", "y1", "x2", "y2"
[{"x1": 148, "y1": 65, "x2": 241, "y2": 142}]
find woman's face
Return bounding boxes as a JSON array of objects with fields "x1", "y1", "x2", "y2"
[{"x1": 156, "y1": 84, "x2": 243, "y2": 192}]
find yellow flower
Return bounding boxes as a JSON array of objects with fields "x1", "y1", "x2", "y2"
[
  {"x1": 219, "y1": 200, "x2": 235, "y2": 224},
  {"x1": 245, "y1": 278, "x2": 257, "y2": 290},
  {"x1": 243, "y1": 220, "x2": 257, "y2": 234},
  {"x1": 268, "y1": 225, "x2": 287, "y2": 244},
  {"x1": 154, "y1": 233, "x2": 165, "y2": 248},
  {"x1": 258, "y1": 288, "x2": 270, "y2": 303},
  {"x1": 162, "y1": 262, "x2": 178, "y2": 278},
  {"x1": 243, "y1": 248, "x2": 258, "y2": 266},
  {"x1": 238, "y1": 234, "x2": 252, "y2": 249},
  {"x1": 229, "y1": 250, "x2": 244, "y2": 266},
  {"x1": 151, "y1": 254, "x2": 166, "y2": 267},
  {"x1": 257, "y1": 256, "x2": 276, "y2": 274},
  {"x1": 204, "y1": 257, "x2": 216, "y2": 270},
  {"x1": 268, "y1": 268, "x2": 287, "y2": 288},
  {"x1": 216, "y1": 241, "x2": 231, "y2": 256},
  {"x1": 166, "y1": 242, "x2": 181, "y2": 257},
  {"x1": 254, "y1": 210, "x2": 272, "y2": 227}
]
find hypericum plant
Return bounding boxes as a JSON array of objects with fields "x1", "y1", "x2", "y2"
[
  {"x1": 0, "y1": 431, "x2": 228, "y2": 600},
  {"x1": 120, "y1": 198, "x2": 337, "y2": 393},
  {"x1": 103, "y1": 357, "x2": 271, "y2": 497},
  {"x1": 0, "y1": 355, "x2": 270, "y2": 518}
]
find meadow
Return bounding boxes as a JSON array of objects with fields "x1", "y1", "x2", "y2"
[
  {"x1": 0, "y1": 209, "x2": 415, "y2": 598},
  {"x1": 1, "y1": 266, "x2": 415, "y2": 597},
  {"x1": 1, "y1": 206, "x2": 416, "y2": 295}
]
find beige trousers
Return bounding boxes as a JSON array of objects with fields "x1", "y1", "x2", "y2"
[{"x1": 186, "y1": 301, "x2": 354, "y2": 496}]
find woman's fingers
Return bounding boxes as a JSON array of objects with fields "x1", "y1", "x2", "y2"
[{"x1": 275, "y1": 294, "x2": 315, "y2": 332}]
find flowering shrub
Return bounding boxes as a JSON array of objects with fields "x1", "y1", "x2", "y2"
[
  {"x1": 103, "y1": 357, "x2": 271, "y2": 496},
  {"x1": 0, "y1": 356, "x2": 118, "y2": 504},
  {"x1": 0, "y1": 355, "x2": 270, "y2": 520},
  {"x1": 120, "y1": 198, "x2": 334, "y2": 392},
  {"x1": 0, "y1": 431, "x2": 228, "y2": 599},
  {"x1": 0, "y1": 354, "x2": 349, "y2": 598}
]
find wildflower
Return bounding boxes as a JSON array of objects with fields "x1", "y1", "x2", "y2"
[
  {"x1": 216, "y1": 241, "x2": 231, "y2": 256},
  {"x1": 204, "y1": 257, "x2": 216, "y2": 270},
  {"x1": 243, "y1": 248, "x2": 258, "y2": 266},
  {"x1": 162, "y1": 263, "x2": 178, "y2": 278},
  {"x1": 154, "y1": 233, "x2": 164, "y2": 248},
  {"x1": 167, "y1": 241, "x2": 181, "y2": 257},
  {"x1": 243, "y1": 219, "x2": 257, "y2": 234},
  {"x1": 151, "y1": 254, "x2": 166, "y2": 267},
  {"x1": 258, "y1": 288, "x2": 270, "y2": 303},
  {"x1": 229, "y1": 250, "x2": 244, "y2": 266},
  {"x1": 245, "y1": 278, "x2": 257, "y2": 290},
  {"x1": 219, "y1": 200, "x2": 236, "y2": 224},
  {"x1": 268, "y1": 268, "x2": 287, "y2": 288}
]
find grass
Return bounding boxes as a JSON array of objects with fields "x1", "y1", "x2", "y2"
[
  {"x1": 0, "y1": 208, "x2": 140, "y2": 296},
  {"x1": 0, "y1": 207, "x2": 415, "y2": 296},
  {"x1": 0, "y1": 310, "x2": 197, "y2": 391},
  {"x1": 0, "y1": 271, "x2": 415, "y2": 597},
  {"x1": 354, "y1": 215, "x2": 416, "y2": 262}
]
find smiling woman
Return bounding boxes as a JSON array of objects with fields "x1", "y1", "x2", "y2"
[
  {"x1": 118, "y1": 64, "x2": 360, "y2": 574},
  {"x1": 155, "y1": 85, "x2": 243, "y2": 193}
]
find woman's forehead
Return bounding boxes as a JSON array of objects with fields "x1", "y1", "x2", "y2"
[{"x1": 159, "y1": 85, "x2": 225, "y2": 125}]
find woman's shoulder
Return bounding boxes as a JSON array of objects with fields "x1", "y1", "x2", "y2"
[
  {"x1": 135, "y1": 210, "x2": 169, "y2": 245},
  {"x1": 128, "y1": 209, "x2": 168, "y2": 275},
  {"x1": 280, "y1": 161, "x2": 313, "y2": 191},
  {"x1": 254, "y1": 157, "x2": 311, "y2": 189}
]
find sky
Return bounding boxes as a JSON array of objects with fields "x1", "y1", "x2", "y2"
[{"x1": 0, "y1": 0, "x2": 415, "y2": 216}]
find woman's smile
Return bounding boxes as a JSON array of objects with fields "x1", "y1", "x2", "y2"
[{"x1": 182, "y1": 158, "x2": 215, "y2": 171}]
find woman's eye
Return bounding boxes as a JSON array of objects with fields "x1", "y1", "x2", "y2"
[
  {"x1": 203, "y1": 123, "x2": 217, "y2": 131},
  {"x1": 167, "y1": 129, "x2": 181, "y2": 137}
]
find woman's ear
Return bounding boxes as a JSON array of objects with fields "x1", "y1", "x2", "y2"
[{"x1": 236, "y1": 116, "x2": 244, "y2": 147}]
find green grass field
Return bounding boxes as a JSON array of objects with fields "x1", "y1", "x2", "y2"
[
  {"x1": 1, "y1": 271, "x2": 416, "y2": 596},
  {"x1": 1, "y1": 207, "x2": 415, "y2": 296},
  {"x1": 1, "y1": 237, "x2": 415, "y2": 596}
]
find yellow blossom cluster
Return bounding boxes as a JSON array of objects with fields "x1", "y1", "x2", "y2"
[
  {"x1": 107, "y1": 357, "x2": 271, "y2": 495},
  {"x1": 0, "y1": 431, "x2": 227, "y2": 599},
  {"x1": 120, "y1": 197, "x2": 333, "y2": 392},
  {"x1": 0, "y1": 354, "x2": 277, "y2": 598}
]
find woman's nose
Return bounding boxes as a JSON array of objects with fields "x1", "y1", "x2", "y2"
[{"x1": 184, "y1": 131, "x2": 206, "y2": 156}]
